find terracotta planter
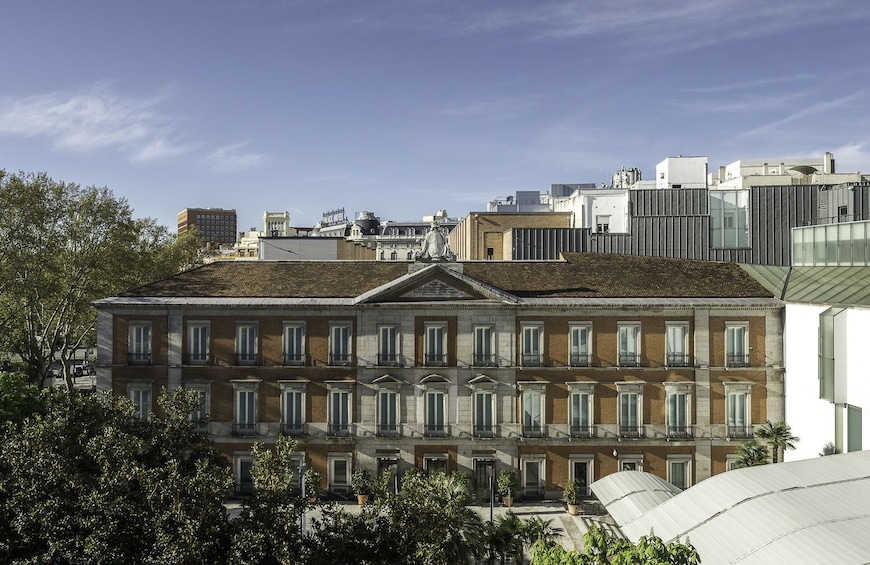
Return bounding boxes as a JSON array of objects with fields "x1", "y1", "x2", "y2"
[
  {"x1": 502, "y1": 495, "x2": 513, "y2": 507},
  {"x1": 567, "y1": 503, "x2": 579, "y2": 516},
  {"x1": 357, "y1": 494, "x2": 369, "y2": 505}
]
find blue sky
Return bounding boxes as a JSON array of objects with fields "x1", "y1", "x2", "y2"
[{"x1": 2, "y1": 1, "x2": 870, "y2": 232}]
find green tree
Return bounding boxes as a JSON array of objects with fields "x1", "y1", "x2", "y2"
[
  {"x1": 755, "y1": 420, "x2": 799, "y2": 463},
  {"x1": 0, "y1": 370, "x2": 46, "y2": 426},
  {"x1": 735, "y1": 439, "x2": 771, "y2": 468},
  {"x1": 0, "y1": 387, "x2": 233, "y2": 564},
  {"x1": 0, "y1": 170, "x2": 205, "y2": 388}
]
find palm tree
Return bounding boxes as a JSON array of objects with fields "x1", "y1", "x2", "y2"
[
  {"x1": 755, "y1": 420, "x2": 799, "y2": 463},
  {"x1": 735, "y1": 439, "x2": 770, "y2": 468}
]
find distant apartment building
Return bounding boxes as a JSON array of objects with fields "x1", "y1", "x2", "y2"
[
  {"x1": 94, "y1": 253, "x2": 783, "y2": 498},
  {"x1": 177, "y1": 208, "x2": 238, "y2": 247}
]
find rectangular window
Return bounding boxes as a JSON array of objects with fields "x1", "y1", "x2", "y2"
[
  {"x1": 618, "y1": 323, "x2": 641, "y2": 367},
  {"x1": 282, "y1": 388, "x2": 305, "y2": 435},
  {"x1": 668, "y1": 459, "x2": 691, "y2": 490},
  {"x1": 666, "y1": 323, "x2": 689, "y2": 367},
  {"x1": 128, "y1": 385, "x2": 152, "y2": 419},
  {"x1": 283, "y1": 323, "x2": 305, "y2": 365},
  {"x1": 329, "y1": 324, "x2": 352, "y2": 366},
  {"x1": 569, "y1": 324, "x2": 591, "y2": 367},
  {"x1": 523, "y1": 460, "x2": 544, "y2": 499},
  {"x1": 235, "y1": 324, "x2": 258, "y2": 366},
  {"x1": 570, "y1": 458, "x2": 593, "y2": 497},
  {"x1": 235, "y1": 455, "x2": 254, "y2": 495},
  {"x1": 521, "y1": 324, "x2": 543, "y2": 366},
  {"x1": 618, "y1": 387, "x2": 642, "y2": 438},
  {"x1": 328, "y1": 455, "x2": 351, "y2": 494},
  {"x1": 234, "y1": 386, "x2": 257, "y2": 435},
  {"x1": 570, "y1": 391, "x2": 593, "y2": 437},
  {"x1": 710, "y1": 189, "x2": 750, "y2": 248},
  {"x1": 619, "y1": 457, "x2": 643, "y2": 472},
  {"x1": 187, "y1": 322, "x2": 209, "y2": 365},
  {"x1": 522, "y1": 390, "x2": 543, "y2": 437},
  {"x1": 424, "y1": 455, "x2": 448, "y2": 476},
  {"x1": 725, "y1": 324, "x2": 748, "y2": 367},
  {"x1": 473, "y1": 326, "x2": 495, "y2": 366},
  {"x1": 474, "y1": 392, "x2": 494, "y2": 437},
  {"x1": 188, "y1": 385, "x2": 209, "y2": 431},
  {"x1": 425, "y1": 391, "x2": 446, "y2": 436},
  {"x1": 378, "y1": 390, "x2": 398, "y2": 436},
  {"x1": 596, "y1": 215, "x2": 610, "y2": 233},
  {"x1": 726, "y1": 387, "x2": 752, "y2": 438},
  {"x1": 667, "y1": 391, "x2": 691, "y2": 438},
  {"x1": 128, "y1": 322, "x2": 152, "y2": 365},
  {"x1": 378, "y1": 326, "x2": 399, "y2": 366},
  {"x1": 328, "y1": 389, "x2": 351, "y2": 436},
  {"x1": 424, "y1": 324, "x2": 446, "y2": 366}
]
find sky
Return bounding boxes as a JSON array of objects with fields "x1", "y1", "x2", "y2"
[{"x1": 2, "y1": 0, "x2": 870, "y2": 232}]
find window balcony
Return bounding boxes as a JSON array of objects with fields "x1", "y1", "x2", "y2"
[
  {"x1": 570, "y1": 425, "x2": 595, "y2": 438},
  {"x1": 667, "y1": 425, "x2": 693, "y2": 440},
  {"x1": 235, "y1": 353, "x2": 258, "y2": 366},
  {"x1": 183, "y1": 353, "x2": 210, "y2": 365},
  {"x1": 522, "y1": 424, "x2": 543, "y2": 438},
  {"x1": 424, "y1": 424, "x2": 447, "y2": 437},
  {"x1": 619, "y1": 425, "x2": 644, "y2": 439},
  {"x1": 283, "y1": 353, "x2": 305, "y2": 366},
  {"x1": 377, "y1": 424, "x2": 399, "y2": 437},
  {"x1": 666, "y1": 353, "x2": 690, "y2": 367},
  {"x1": 521, "y1": 354, "x2": 543, "y2": 367},
  {"x1": 618, "y1": 353, "x2": 640, "y2": 367},
  {"x1": 327, "y1": 423, "x2": 351, "y2": 437},
  {"x1": 328, "y1": 353, "x2": 353, "y2": 366},
  {"x1": 424, "y1": 354, "x2": 447, "y2": 367},
  {"x1": 127, "y1": 352, "x2": 151, "y2": 365},
  {"x1": 472, "y1": 354, "x2": 496, "y2": 367},
  {"x1": 727, "y1": 354, "x2": 749, "y2": 368},
  {"x1": 233, "y1": 422, "x2": 257, "y2": 436},
  {"x1": 727, "y1": 425, "x2": 754, "y2": 439},
  {"x1": 377, "y1": 354, "x2": 400, "y2": 366},
  {"x1": 473, "y1": 424, "x2": 494, "y2": 438},
  {"x1": 283, "y1": 422, "x2": 304, "y2": 436},
  {"x1": 570, "y1": 354, "x2": 590, "y2": 367}
]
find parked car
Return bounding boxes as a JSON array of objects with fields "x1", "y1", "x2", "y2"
[{"x1": 48, "y1": 362, "x2": 63, "y2": 378}]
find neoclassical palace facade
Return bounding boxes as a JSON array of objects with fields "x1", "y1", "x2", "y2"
[{"x1": 94, "y1": 253, "x2": 783, "y2": 499}]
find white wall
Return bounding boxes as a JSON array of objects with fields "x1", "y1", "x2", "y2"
[
  {"x1": 655, "y1": 156, "x2": 708, "y2": 189},
  {"x1": 555, "y1": 189, "x2": 629, "y2": 232}
]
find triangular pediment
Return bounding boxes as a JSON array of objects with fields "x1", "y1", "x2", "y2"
[{"x1": 354, "y1": 264, "x2": 517, "y2": 304}]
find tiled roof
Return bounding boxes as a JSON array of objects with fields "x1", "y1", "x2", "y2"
[{"x1": 118, "y1": 253, "x2": 773, "y2": 299}]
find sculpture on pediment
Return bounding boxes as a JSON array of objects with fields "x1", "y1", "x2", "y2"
[{"x1": 416, "y1": 221, "x2": 455, "y2": 262}]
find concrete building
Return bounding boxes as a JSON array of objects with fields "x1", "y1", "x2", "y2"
[
  {"x1": 95, "y1": 253, "x2": 782, "y2": 498},
  {"x1": 656, "y1": 156, "x2": 708, "y2": 189},
  {"x1": 447, "y1": 212, "x2": 573, "y2": 261},
  {"x1": 177, "y1": 208, "x2": 238, "y2": 247}
]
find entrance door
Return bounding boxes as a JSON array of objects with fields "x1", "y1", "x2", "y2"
[{"x1": 474, "y1": 459, "x2": 495, "y2": 501}]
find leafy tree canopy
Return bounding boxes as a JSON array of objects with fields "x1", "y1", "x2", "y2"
[{"x1": 0, "y1": 170, "x2": 206, "y2": 388}]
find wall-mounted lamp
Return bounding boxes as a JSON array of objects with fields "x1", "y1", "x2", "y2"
[{"x1": 612, "y1": 449, "x2": 618, "y2": 458}]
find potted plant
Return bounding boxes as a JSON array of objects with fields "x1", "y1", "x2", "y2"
[
  {"x1": 351, "y1": 467, "x2": 373, "y2": 505},
  {"x1": 564, "y1": 479, "x2": 581, "y2": 516},
  {"x1": 303, "y1": 467, "x2": 321, "y2": 504},
  {"x1": 497, "y1": 468, "x2": 520, "y2": 507}
]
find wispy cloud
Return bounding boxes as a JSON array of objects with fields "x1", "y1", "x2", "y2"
[
  {"x1": 684, "y1": 74, "x2": 816, "y2": 95},
  {"x1": 743, "y1": 91, "x2": 865, "y2": 136},
  {"x1": 204, "y1": 141, "x2": 266, "y2": 172},
  {"x1": 0, "y1": 83, "x2": 193, "y2": 162},
  {"x1": 438, "y1": 96, "x2": 540, "y2": 123}
]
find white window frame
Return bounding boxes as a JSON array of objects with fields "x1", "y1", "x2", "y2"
[
  {"x1": 725, "y1": 382, "x2": 753, "y2": 439},
  {"x1": 233, "y1": 381, "x2": 259, "y2": 435},
  {"x1": 521, "y1": 457, "x2": 545, "y2": 498},
  {"x1": 726, "y1": 455, "x2": 740, "y2": 471},
  {"x1": 235, "y1": 323, "x2": 258, "y2": 366},
  {"x1": 472, "y1": 325, "x2": 495, "y2": 367},
  {"x1": 617, "y1": 383, "x2": 643, "y2": 438},
  {"x1": 617, "y1": 323, "x2": 641, "y2": 367},
  {"x1": 665, "y1": 322, "x2": 689, "y2": 367},
  {"x1": 327, "y1": 384, "x2": 352, "y2": 436},
  {"x1": 129, "y1": 321, "x2": 152, "y2": 365},
  {"x1": 233, "y1": 452, "x2": 254, "y2": 495},
  {"x1": 521, "y1": 385, "x2": 545, "y2": 437},
  {"x1": 283, "y1": 322, "x2": 305, "y2": 366},
  {"x1": 520, "y1": 323, "x2": 543, "y2": 367},
  {"x1": 329, "y1": 323, "x2": 353, "y2": 366},
  {"x1": 667, "y1": 457, "x2": 692, "y2": 490},
  {"x1": 725, "y1": 323, "x2": 749, "y2": 367},
  {"x1": 187, "y1": 321, "x2": 210, "y2": 365},
  {"x1": 127, "y1": 383, "x2": 152, "y2": 419},
  {"x1": 568, "y1": 382, "x2": 595, "y2": 438},
  {"x1": 473, "y1": 390, "x2": 495, "y2": 438},
  {"x1": 569, "y1": 323, "x2": 592, "y2": 367},
  {"x1": 377, "y1": 325, "x2": 400, "y2": 366},
  {"x1": 186, "y1": 383, "x2": 210, "y2": 431},
  {"x1": 618, "y1": 455, "x2": 643, "y2": 472},
  {"x1": 328, "y1": 453, "x2": 352, "y2": 493},
  {"x1": 423, "y1": 453, "x2": 448, "y2": 475},
  {"x1": 569, "y1": 456, "x2": 594, "y2": 497},
  {"x1": 424, "y1": 322, "x2": 447, "y2": 366},
  {"x1": 280, "y1": 381, "x2": 306, "y2": 436},
  {"x1": 424, "y1": 388, "x2": 447, "y2": 437},
  {"x1": 665, "y1": 383, "x2": 692, "y2": 439},
  {"x1": 377, "y1": 388, "x2": 399, "y2": 436}
]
